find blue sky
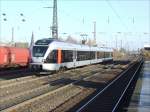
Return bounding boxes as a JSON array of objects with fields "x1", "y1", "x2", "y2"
[{"x1": 0, "y1": 0, "x2": 150, "y2": 50}]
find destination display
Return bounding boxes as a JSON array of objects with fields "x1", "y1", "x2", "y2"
[{"x1": 35, "y1": 39, "x2": 54, "y2": 45}]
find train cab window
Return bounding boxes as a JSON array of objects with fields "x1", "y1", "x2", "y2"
[{"x1": 33, "y1": 46, "x2": 48, "y2": 57}]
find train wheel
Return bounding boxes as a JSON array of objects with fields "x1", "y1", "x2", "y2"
[
  {"x1": 58, "y1": 67, "x2": 63, "y2": 73},
  {"x1": 59, "y1": 66, "x2": 66, "y2": 73}
]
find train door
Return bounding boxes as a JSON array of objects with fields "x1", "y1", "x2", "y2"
[
  {"x1": 7, "y1": 47, "x2": 11, "y2": 65},
  {"x1": 73, "y1": 49, "x2": 77, "y2": 68}
]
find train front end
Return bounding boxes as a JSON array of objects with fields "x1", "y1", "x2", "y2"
[
  {"x1": 29, "y1": 38, "x2": 54, "y2": 70},
  {"x1": 30, "y1": 46, "x2": 48, "y2": 70}
]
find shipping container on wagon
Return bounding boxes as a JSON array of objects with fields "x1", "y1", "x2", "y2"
[
  {"x1": 0, "y1": 46, "x2": 9, "y2": 67},
  {"x1": 8, "y1": 47, "x2": 30, "y2": 67}
]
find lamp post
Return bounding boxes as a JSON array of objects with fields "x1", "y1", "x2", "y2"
[{"x1": 1, "y1": 13, "x2": 26, "y2": 46}]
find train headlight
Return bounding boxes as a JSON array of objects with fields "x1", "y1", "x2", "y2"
[{"x1": 42, "y1": 59, "x2": 46, "y2": 63}]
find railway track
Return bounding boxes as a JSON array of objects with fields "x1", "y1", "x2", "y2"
[
  {"x1": 0, "y1": 64, "x2": 97, "y2": 85},
  {"x1": 0, "y1": 68, "x2": 38, "y2": 81},
  {"x1": 0, "y1": 65, "x2": 112, "y2": 109},
  {"x1": 73, "y1": 57, "x2": 143, "y2": 112},
  {"x1": 0, "y1": 61, "x2": 130, "y2": 112},
  {"x1": 0, "y1": 67, "x2": 102, "y2": 110}
]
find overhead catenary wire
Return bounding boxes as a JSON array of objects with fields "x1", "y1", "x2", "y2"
[
  {"x1": 105, "y1": 0, "x2": 132, "y2": 50},
  {"x1": 105, "y1": 0, "x2": 129, "y2": 32}
]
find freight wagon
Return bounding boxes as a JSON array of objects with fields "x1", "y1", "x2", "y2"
[{"x1": 0, "y1": 46, "x2": 30, "y2": 68}]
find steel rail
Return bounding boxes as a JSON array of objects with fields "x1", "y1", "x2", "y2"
[
  {"x1": 76, "y1": 59, "x2": 142, "y2": 112},
  {"x1": 1, "y1": 69, "x2": 105, "y2": 112},
  {"x1": 112, "y1": 58, "x2": 143, "y2": 112}
]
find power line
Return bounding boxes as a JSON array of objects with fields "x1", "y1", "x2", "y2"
[{"x1": 105, "y1": 0, "x2": 129, "y2": 31}]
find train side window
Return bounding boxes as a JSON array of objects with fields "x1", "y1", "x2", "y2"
[
  {"x1": 97, "y1": 52, "x2": 99, "y2": 59},
  {"x1": 97, "y1": 52, "x2": 104, "y2": 59},
  {"x1": 95, "y1": 51, "x2": 97, "y2": 59},
  {"x1": 104, "y1": 52, "x2": 106, "y2": 58},
  {"x1": 77, "y1": 51, "x2": 82, "y2": 61},
  {"x1": 104, "y1": 52, "x2": 110, "y2": 58},
  {"x1": 111, "y1": 52, "x2": 113, "y2": 57},
  {"x1": 90, "y1": 51, "x2": 95, "y2": 59},
  {"x1": 77, "y1": 51, "x2": 91, "y2": 61},
  {"x1": 97, "y1": 52, "x2": 100, "y2": 59},
  {"x1": 46, "y1": 50, "x2": 57, "y2": 63},
  {"x1": 62, "y1": 50, "x2": 73, "y2": 62}
]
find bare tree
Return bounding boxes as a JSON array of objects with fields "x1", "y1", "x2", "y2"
[{"x1": 65, "y1": 35, "x2": 78, "y2": 44}]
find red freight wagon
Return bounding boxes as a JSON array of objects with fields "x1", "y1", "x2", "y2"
[
  {"x1": 9, "y1": 47, "x2": 30, "y2": 66},
  {"x1": 0, "y1": 47, "x2": 9, "y2": 67}
]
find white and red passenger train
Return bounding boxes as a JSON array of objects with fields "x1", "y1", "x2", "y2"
[{"x1": 30, "y1": 38, "x2": 113, "y2": 71}]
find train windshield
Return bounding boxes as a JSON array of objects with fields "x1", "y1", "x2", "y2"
[{"x1": 32, "y1": 46, "x2": 48, "y2": 57}]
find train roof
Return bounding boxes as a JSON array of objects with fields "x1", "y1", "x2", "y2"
[
  {"x1": 35, "y1": 38, "x2": 58, "y2": 45},
  {"x1": 34, "y1": 38, "x2": 113, "y2": 52},
  {"x1": 50, "y1": 41, "x2": 90, "y2": 51}
]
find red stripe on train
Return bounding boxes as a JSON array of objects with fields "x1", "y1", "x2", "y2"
[{"x1": 57, "y1": 48, "x2": 62, "y2": 64}]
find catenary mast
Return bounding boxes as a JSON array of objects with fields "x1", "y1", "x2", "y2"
[{"x1": 52, "y1": 0, "x2": 58, "y2": 39}]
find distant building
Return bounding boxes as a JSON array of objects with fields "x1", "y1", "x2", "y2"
[
  {"x1": 14, "y1": 42, "x2": 29, "y2": 48},
  {"x1": 144, "y1": 44, "x2": 150, "y2": 50},
  {"x1": 0, "y1": 42, "x2": 12, "y2": 46}
]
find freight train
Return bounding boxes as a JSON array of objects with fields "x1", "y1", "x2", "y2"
[
  {"x1": 0, "y1": 46, "x2": 30, "y2": 68},
  {"x1": 30, "y1": 38, "x2": 113, "y2": 71}
]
